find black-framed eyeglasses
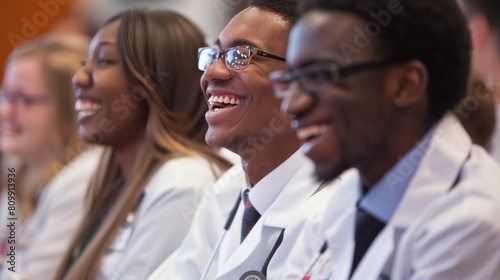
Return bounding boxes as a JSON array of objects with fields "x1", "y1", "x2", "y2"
[
  {"x1": 269, "y1": 58, "x2": 407, "y2": 99},
  {"x1": 198, "y1": 46, "x2": 286, "y2": 71}
]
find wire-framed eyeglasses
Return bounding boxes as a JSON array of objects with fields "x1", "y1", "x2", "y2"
[{"x1": 198, "y1": 46, "x2": 286, "y2": 71}]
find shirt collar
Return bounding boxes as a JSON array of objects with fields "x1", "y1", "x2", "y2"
[
  {"x1": 243, "y1": 150, "x2": 308, "y2": 215},
  {"x1": 359, "y1": 126, "x2": 436, "y2": 223}
]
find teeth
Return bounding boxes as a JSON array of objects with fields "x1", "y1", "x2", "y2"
[
  {"x1": 75, "y1": 99, "x2": 102, "y2": 112},
  {"x1": 296, "y1": 125, "x2": 328, "y2": 141},
  {"x1": 208, "y1": 95, "x2": 241, "y2": 106},
  {"x1": 78, "y1": 110, "x2": 96, "y2": 118}
]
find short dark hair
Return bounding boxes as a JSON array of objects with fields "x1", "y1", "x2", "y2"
[
  {"x1": 250, "y1": 0, "x2": 299, "y2": 25},
  {"x1": 299, "y1": 0, "x2": 472, "y2": 121},
  {"x1": 462, "y1": 0, "x2": 500, "y2": 38}
]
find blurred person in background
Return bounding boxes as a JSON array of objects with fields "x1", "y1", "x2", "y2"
[
  {"x1": 70, "y1": 0, "x2": 249, "y2": 40},
  {"x1": 456, "y1": 73, "x2": 496, "y2": 149},
  {"x1": 0, "y1": 34, "x2": 103, "y2": 280},
  {"x1": 54, "y1": 8, "x2": 231, "y2": 280},
  {"x1": 458, "y1": 0, "x2": 500, "y2": 163}
]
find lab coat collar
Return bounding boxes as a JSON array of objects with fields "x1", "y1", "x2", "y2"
[
  {"x1": 321, "y1": 169, "x2": 362, "y2": 279},
  {"x1": 360, "y1": 126, "x2": 434, "y2": 223},
  {"x1": 260, "y1": 158, "x2": 322, "y2": 229},
  {"x1": 351, "y1": 114, "x2": 473, "y2": 279},
  {"x1": 246, "y1": 149, "x2": 311, "y2": 220},
  {"x1": 390, "y1": 114, "x2": 471, "y2": 228},
  {"x1": 218, "y1": 152, "x2": 323, "y2": 277}
]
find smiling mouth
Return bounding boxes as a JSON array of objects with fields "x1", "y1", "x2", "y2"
[
  {"x1": 296, "y1": 124, "x2": 328, "y2": 141},
  {"x1": 208, "y1": 95, "x2": 240, "y2": 111},
  {"x1": 75, "y1": 99, "x2": 102, "y2": 118}
]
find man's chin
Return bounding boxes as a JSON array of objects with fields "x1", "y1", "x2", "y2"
[{"x1": 205, "y1": 130, "x2": 234, "y2": 150}]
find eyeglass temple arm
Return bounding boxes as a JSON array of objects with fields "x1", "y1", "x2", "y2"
[
  {"x1": 338, "y1": 58, "x2": 408, "y2": 77},
  {"x1": 256, "y1": 49, "x2": 286, "y2": 62}
]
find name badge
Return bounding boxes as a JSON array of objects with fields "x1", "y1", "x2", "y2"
[{"x1": 109, "y1": 212, "x2": 135, "y2": 252}]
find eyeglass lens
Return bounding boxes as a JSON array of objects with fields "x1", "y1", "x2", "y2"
[
  {"x1": 198, "y1": 47, "x2": 252, "y2": 71},
  {"x1": 226, "y1": 48, "x2": 250, "y2": 69}
]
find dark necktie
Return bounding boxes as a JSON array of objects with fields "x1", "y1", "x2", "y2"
[
  {"x1": 241, "y1": 189, "x2": 261, "y2": 243},
  {"x1": 350, "y1": 203, "x2": 386, "y2": 277}
]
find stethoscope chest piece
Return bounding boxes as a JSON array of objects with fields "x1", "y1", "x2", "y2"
[{"x1": 240, "y1": 270, "x2": 267, "y2": 280}]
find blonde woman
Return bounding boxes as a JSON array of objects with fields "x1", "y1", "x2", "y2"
[
  {"x1": 0, "y1": 34, "x2": 103, "y2": 280},
  {"x1": 54, "y1": 9, "x2": 231, "y2": 280}
]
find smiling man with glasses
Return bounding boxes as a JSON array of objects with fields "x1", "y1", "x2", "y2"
[{"x1": 147, "y1": 1, "x2": 343, "y2": 280}]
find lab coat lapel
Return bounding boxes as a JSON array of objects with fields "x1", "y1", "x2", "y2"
[
  {"x1": 262, "y1": 161, "x2": 320, "y2": 228},
  {"x1": 351, "y1": 115, "x2": 472, "y2": 280},
  {"x1": 215, "y1": 215, "x2": 267, "y2": 279},
  {"x1": 216, "y1": 161, "x2": 321, "y2": 278},
  {"x1": 215, "y1": 169, "x2": 248, "y2": 277},
  {"x1": 265, "y1": 169, "x2": 355, "y2": 279},
  {"x1": 390, "y1": 115, "x2": 474, "y2": 280},
  {"x1": 320, "y1": 170, "x2": 360, "y2": 280}
]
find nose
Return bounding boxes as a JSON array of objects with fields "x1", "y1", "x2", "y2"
[
  {"x1": 72, "y1": 67, "x2": 92, "y2": 89},
  {"x1": 0, "y1": 98, "x2": 17, "y2": 121},
  {"x1": 201, "y1": 57, "x2": 233, "y2": 85},
  {"x1": 280, "y1": 82, "x2": 314, "y2": 117}
]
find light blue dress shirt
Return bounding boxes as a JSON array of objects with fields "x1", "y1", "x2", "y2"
[{"x1": 359, "y1": 127, "x2": 436, "y2": 223}]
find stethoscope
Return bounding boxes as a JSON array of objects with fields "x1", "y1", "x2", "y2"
[
  {"x1": 199, "y1": 177, "x2": 330, "y2": 280},
  {"x1": 235, "y1": 237, "x2": 328, "y2": 280},
  {"x1": 200, "y1": 193, "x2": 241, "y2": 280},
  {"x1": 199, "y1": 193, "x2": 285, "y2": 280}
]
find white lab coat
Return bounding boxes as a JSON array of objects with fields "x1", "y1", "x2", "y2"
[
  {"x1": 96, "y1": 156, "x2": 220, "y2": 280},
  {"x1": 271, "y1": 114, "x2": 500, "y2": 280},
  {"x1": 266, "y1": 168, "x2": 358, "y2": 279},
  {"x1": 1, "y1": 147, "x2": 103, "y2": 280},
  {"x1": 148, "y1": 151, "x2": 335, "y2": 280}
]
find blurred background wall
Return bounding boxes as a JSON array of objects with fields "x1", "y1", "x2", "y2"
[
  {"x1": 0, "y1": 0, "x2": 249, "y2": 80},
  {"x1": 0, "y1": 0, "x2": 74, "y2": 79}
]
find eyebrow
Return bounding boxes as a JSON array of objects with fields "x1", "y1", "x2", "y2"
[{"x1": 214, "y1": 38, "x2": 261, "y2": 49}]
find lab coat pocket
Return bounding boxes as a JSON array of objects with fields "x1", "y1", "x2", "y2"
[{"x1": 304, "y1": 249, "x2": 334, "y2": 280}]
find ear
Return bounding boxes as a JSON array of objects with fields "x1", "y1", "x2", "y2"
[
  {"x1": 469, "y1": 13, "x2": 491, "y2": 49},
  {"x1": 391, "y1": 60, "x2": 428, "y2": 108}
]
